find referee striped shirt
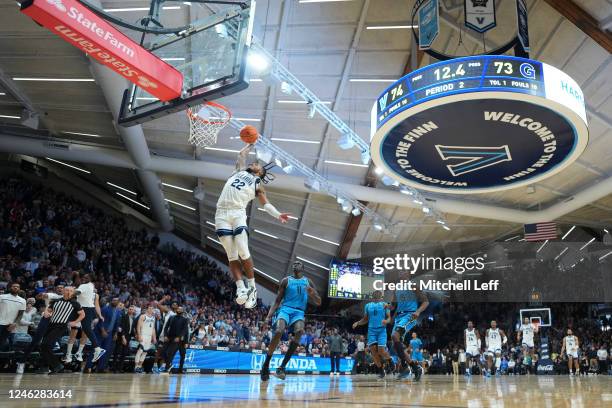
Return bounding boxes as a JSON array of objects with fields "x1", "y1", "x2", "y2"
[{"x1": 49, "y1": 298, "x2": 82, "y2": 324}]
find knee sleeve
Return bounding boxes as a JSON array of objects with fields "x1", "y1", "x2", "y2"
[
  {"x1": 234, "y1": 230, "x2": 251, "y2": 260},
  {"x1": 219, "y1": 235, "x2": 239, "y2": 261}
]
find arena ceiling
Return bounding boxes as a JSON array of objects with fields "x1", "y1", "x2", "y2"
[{"x1": 0, "y1": 0, "x2": 611, "y2": 290}]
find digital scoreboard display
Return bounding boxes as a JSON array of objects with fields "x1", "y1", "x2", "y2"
[
  {"x1": 328, "y1": 260, "x2": 380, "y2": 300},
  {"x1": 375, "y1": 56, "x2": 546, "y2": 129},
  {"x1": 370, "y1": 55, "x2": 588, "y2": 194}
]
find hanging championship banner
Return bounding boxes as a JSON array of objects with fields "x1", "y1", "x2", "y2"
[
  {"x1": 516, "y1": 0, "x2": 530, "y2": 51},
  {"x1": 464, "y1": 0, "x2": 496, "y2": 33},
  {"x1": 418, "y1": 0, "x2": 439, "y2": 50}
]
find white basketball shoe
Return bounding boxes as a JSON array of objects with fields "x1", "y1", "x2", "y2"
[
  {"x1": 245, "y1": 287, "x2": 257, "y2": 309},
  {"x1": 236, "y1": 286, "x2": 250, "y2": 305}
]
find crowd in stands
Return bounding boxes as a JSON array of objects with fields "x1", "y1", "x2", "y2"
[
  {"x1": 0, "y1": 177, "x2": 354, "y2": 374},
  {"x1": 0, "y1": 176, "x2": 610, "y2": 377}
]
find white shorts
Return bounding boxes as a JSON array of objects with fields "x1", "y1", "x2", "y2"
[
  {"x1": 485, "y1": 347, "x2": 501, "y2": 357},
  {"x1": 215, "y1": 208, "x2": 248, "y2": 236},
  {"x1": 140, "y1": 333, "x2": 154, "y2": 351},
  {"x1": 522, "y1": 340, "x2": 534, "y2": 349},
  {"x1": 567, "y1": 350, "x2": 578, "y2": 359},
  {"x1": 466, "y1": 346, "x2": 480, "y2": 356}
]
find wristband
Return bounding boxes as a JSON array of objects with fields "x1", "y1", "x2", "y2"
[{"x1": 263, "y1": 203, "x2": 281, "y2": 219}]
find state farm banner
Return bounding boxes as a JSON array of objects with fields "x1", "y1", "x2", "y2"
[{"x1": 20, "y1": 0, "x2": 183, "y2": 101}]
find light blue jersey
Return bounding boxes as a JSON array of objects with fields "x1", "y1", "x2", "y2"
[
  {"x1": 282, "y1": 276, "x2": 309, "y2": 311},
  {"x1": 365, "y1": 301, "x2": 388, "y2": 329},
  {"x1": 276, "y1": 276, "x2": 309, "y2": 327},
  {"x1": 365, "y1": 301, "x2": 389, "y2": 347},
  {"x1": 393, "y1": 289, "x2": 419, "y2": 335},
  {"x1": 410, "y1": 337, "x2": 423, "y2": 361},
  {"x1": 396, "y1": 289, "x2": 418, "y2": 314}
]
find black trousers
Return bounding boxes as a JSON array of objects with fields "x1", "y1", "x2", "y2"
[
  {"x1": 0, "y1": 325, "x2": 12, "y2": 350},
  {"x1": 41, "y1": 323, "x2": 68, "y2": 369},
  {"x1": 81, "y1": 308, "x2": 99, "y2": 348},
  {"x1": 112, "y1": 337, "x2": 129, "y2": 372},
  {"x1": 19, "y1": 317, "x2": 49, "y2": 363},
  {"x1": 164, "y1": 340, "x2": 187, "y2": 370},
  {"x1": 330, "y1": 352, "x2": 341, "y2": 373}
]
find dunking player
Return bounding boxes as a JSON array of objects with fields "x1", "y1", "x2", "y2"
[
  {"x1": 216, "y1": 144, "x2": 291, "y2": 309},
  {"x1": 464, "y1": 320, "x2": 481, "y2": 376},
  {"x1": 261, "y1": 261, "x2": 321, "y2": 381},
  {"x1": 484, "y1": 320, "x2": 507, "y2": 377},
  {"x1": 390, "y1": 275, "x2": 429, "y2": 381},
  {"x1": 352, "y1": 290, "x2": 390, "y2": 379},
  {"x1": 517, "y1": 317, "x2": 539, "y2": 373},
  {"x1": 561, "y1": 328, "x2": 580, "y2": 376}
]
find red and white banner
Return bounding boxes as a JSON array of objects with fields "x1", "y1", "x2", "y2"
[{"x1": 21, "y1": 0, "x2": 183, "y2": 101}]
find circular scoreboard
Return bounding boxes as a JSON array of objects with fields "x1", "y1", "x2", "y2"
[{"x1": 370, "y1": 56, "x2": 588, "y2": 194}]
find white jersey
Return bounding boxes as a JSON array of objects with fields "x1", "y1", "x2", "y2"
[
  {"x1": 465, "y1": 328, "x2": 479, "y2": 348},
  {"x1": 76, "y1": 282, "x2": 96, "y2": 308},
  {"x1": 465, "y1": 328, "x2": 479, "y2": 355},
  {"x1": 487, "y1": 328, "x2": 502, "y2": 351},
  {"x1": 140, "y1": 315, "x2": 156, "y2": 338},
  {"x1": 520, "y1": 323, "x2": 535, "y2": 345},
  {"x1": 217, "y1": 170, "x2": 260, "y2": 211},
  {"x1": 564, "y1": 335, "x2": 578, "y2": 353}
]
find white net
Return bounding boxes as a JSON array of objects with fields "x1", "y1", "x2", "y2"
[{"x1": 186, "y1": 101, "x2": 231, "y2": 148}]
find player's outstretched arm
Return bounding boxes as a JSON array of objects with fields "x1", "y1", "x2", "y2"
[
  {"x1": 266, "y1": 278, "x2": 288, "y2": 321},
  {"x1": 256, "y1": 185, "x2": 292, "y2": 223},
  {"x1": 352, "y1": 314, "x2": 368, "y2": 330},
  {"x1": 236, "y1": 144, "x2": 255, "y2": 171},
  {"x1": 412, "y1": 288, "x2": 429, "y2": 319},
  {"x1": 307, "y1": 278, "x2": 322, "y2": 306},
  {"x1": 500, "y1": 329, "x2": 508, "y2": 344}
]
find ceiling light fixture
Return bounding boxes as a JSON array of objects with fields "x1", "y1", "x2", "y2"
[
  {"x1": 366, "y1": 25, "x2": 416, "y2": 30},
  {"x1": 45, "y1": 157, "x2": 90, "y2": 174},
  {"x1": 303, "y1": 233, "x2": 340, "y2": 246},
  {"x1": 13, "y1": 77, "x2": 95, "y2": 82},
  {"x1": 271, "y1": 137, "x2": 320, "y2": 144},
  {"x1": 324, "y1": 160, "x2": 369, "y2": 168},
  {"x1": 161, "y1": 182, "x2": 194, "y2": 193},
  {"x1": 254, "y1": 267, "x2": 280, "y2": 283},
  {"x1": 165, "y1": 199, "x2": 196, "y2": 211},
  {"x1": 106, "y1": 182, "x2": 137, "y2": 195},
  {"x1": 116, "y1": 192, "x2": 149, "y2": 209},
  {"x1": 296, "y1": 256, "x2": 329, "y2": 271},
  {"x1": 254, "y1": 229, "x2": 279, "y2": 239},
  {"x1": 62, "y1": 131, "x2": 102, "y2": 138}
]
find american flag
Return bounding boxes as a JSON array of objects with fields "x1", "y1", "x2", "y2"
[{"x1": 524, "y1": 222, "x2": 557, "y2": 241}]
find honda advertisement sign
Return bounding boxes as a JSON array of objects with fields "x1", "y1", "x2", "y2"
[{"x1": 20, "y1": 0, "x2": 183, "y2": 101}]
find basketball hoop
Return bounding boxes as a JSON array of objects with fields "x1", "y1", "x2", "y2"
[{"x1": 186, "y1": 101, "x2": 232, "y2": 148}]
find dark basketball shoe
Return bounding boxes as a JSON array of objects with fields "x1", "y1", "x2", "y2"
[
  {"x1": 260, "y1": 366, "x2": 270, "y2": 381},
  {"x1": 275, "y1": 367, "x2": 287, "y2": 380}
]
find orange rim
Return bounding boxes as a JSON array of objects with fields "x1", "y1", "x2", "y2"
[{"x1": 187, "y1": 101, "x2": 232, "y2": 125}]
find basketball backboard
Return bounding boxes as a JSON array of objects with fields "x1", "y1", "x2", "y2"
[
  {"x1": 519, "y1": 308, "x2": 552, "y2": 327},
  {"x1": 118, "y1": 2, "x2": 255, "y2": 126}
]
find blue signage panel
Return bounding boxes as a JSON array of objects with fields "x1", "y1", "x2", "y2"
[
  {"x1": 173, "y1": 348, "x2": 355, "y2": 373},
  {"x1": 418, "y1": 0, "x2": 439, "y2": 50}
]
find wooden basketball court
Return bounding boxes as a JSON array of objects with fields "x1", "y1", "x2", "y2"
[{"x1": 1, "y1": 373, "x2": 610, "y2": 407}]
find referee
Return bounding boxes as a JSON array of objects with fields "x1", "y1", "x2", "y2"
[{"x1": 41, "y1": 287, "x2": 84, "y2": 374}]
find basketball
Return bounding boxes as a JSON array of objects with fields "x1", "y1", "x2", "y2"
[{"x1": 240, "y1": 125, "x2": 259, "y2": 144}]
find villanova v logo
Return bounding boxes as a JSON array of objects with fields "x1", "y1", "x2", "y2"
[
  {"x1": 435, "y1": 145, "x2": 512, "y2": 177},
  {"x1": 378, "y1": 93, "x2": 389, "y2": 111}
]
